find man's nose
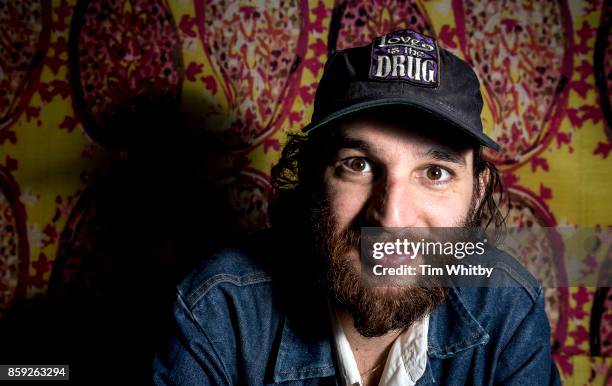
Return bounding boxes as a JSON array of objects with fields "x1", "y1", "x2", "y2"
[{"x1": 365, "y1": 177, "x2": 417, "y2": 228}]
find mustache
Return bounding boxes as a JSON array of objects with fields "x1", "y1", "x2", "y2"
[{"x1": 309, "y1": 190, "x2": 479, "y2": 249}]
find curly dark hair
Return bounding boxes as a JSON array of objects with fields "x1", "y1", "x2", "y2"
[{"x1": 269, "y1": 111, "x2": 506, "y2": 234}]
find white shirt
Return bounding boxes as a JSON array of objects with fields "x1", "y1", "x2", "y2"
[{"x1": 329, "y1": 306, "x2": 429, "y2": 386}]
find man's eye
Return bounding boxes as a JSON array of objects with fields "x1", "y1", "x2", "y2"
[
  {"x1": 342, "y1": 157, "x2": 372, "y2": 173},
  {"x1": 425, "y1": 166, "x2": 451, "y2": 182}
]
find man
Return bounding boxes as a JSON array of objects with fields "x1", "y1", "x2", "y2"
[{"x1": 153, "y1": 29, "x2": 560, "y2": 385}]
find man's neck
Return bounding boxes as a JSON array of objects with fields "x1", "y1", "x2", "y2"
[{"x1": 334, "y1": 306, "x2": 403, "y2": 386}]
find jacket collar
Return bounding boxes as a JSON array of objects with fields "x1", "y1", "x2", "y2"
[
  {"x1": 272, "y1": 314, "x2": 336, "y2": 383},
  {"x1": 271, "y1": 287, "x2": 489, "y2": 382}
]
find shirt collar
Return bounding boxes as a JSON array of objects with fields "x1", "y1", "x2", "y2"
[
  {"x1": 329, "y1": 302, "x2": 430, "y2": 386},
  {"x1": 328, "y1": 302, "x2": 363, "y2": 385},
  {"x1": 271, "y1": 286, "x2": 489, "y2": 383}
]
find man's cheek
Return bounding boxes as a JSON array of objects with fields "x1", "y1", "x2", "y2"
[
  {"x1": 425, "y1": 194, "x2": 472, "y2": 226},
  {"x1": 327, "y1": 183, "x2": 369, "y2": 225}
]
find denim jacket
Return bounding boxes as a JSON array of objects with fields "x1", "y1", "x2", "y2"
[{"x1": 153, "y1": 231, "x2": 560, "y2": 385}]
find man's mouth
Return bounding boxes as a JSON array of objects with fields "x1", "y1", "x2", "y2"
[{"x1": 361, "y1": 249, "x2": 424, "y2": 270}]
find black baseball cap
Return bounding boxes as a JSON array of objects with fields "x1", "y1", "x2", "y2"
[{"x1": 302, "y1": 29, "x2": 501, "y2": 151}]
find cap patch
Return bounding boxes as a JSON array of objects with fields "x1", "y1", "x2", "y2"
[{"x1": 369, "y1": 29, "x2": 439, "y2": 87}]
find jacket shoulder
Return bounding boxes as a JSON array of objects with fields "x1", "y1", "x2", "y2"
[
  {"x1": 486, "y1": 246, "x2": 542, "y2": 301},
  {"x1": 177, "y1": 232, "x2": 276, "y2": 311},
  {"x1": 451, "y1": 247, "x2": 547, "y2": 342}
]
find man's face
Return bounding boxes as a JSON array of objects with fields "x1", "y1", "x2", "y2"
[
  {"x1": 313, "y1": 114, "x2": 480, "y2": 337},
  {"x1": 324, "y1": 117, "x2": 476, "y2": 232}
]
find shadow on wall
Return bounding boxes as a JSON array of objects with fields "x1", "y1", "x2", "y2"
[{"x1": 0, "y1": 88, "x2": 262, "y2": 382}]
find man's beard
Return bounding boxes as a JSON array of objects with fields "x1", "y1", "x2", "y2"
[{"x1": 308, "y1": 195, "x2": 478, "y2": 338}]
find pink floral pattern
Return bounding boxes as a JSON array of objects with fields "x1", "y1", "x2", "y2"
[
  {"x1": 70, "y1": 0, "x2": 183, "y2": 147},
  {"x1": 194, "y1": 0, "x2": 308, "y2": 148},
  {"x1": 452, "y1": 0, "x2": 573, "y2": 167},
  {"x1": 0, "y1": 0, "x2": 609, "y2": 382}
]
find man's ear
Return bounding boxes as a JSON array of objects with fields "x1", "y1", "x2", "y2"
[{"x1": 474, "y1": 167, "x2": 490, "y2": 211}]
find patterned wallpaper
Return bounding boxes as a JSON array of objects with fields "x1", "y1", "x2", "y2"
[{"x1": 0, "y1": 0, "x2": 610, "y2": 383}]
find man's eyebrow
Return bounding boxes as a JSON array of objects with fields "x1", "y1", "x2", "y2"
[
  {"x1": 418, "y1": 148, "x2": 467, "y2": 166},
  {"x1": 332, "y1": 137, "x2": 374, "y2": 153},
  {"x1": 331, "y1": 136, "x2": 467, "y2": 166}
]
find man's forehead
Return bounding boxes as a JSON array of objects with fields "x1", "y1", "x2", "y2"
[{"x1": 334, "y1": 115, "x2": 474, "y2": 160}]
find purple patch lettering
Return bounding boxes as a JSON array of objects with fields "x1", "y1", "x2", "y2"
[{"x1": 369, "y1": 29, "x2": 439, "y2": 87}]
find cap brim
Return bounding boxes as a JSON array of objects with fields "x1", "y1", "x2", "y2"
[{"x1": 302, "y1": 98, "x2": 501, "y2": 152}]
